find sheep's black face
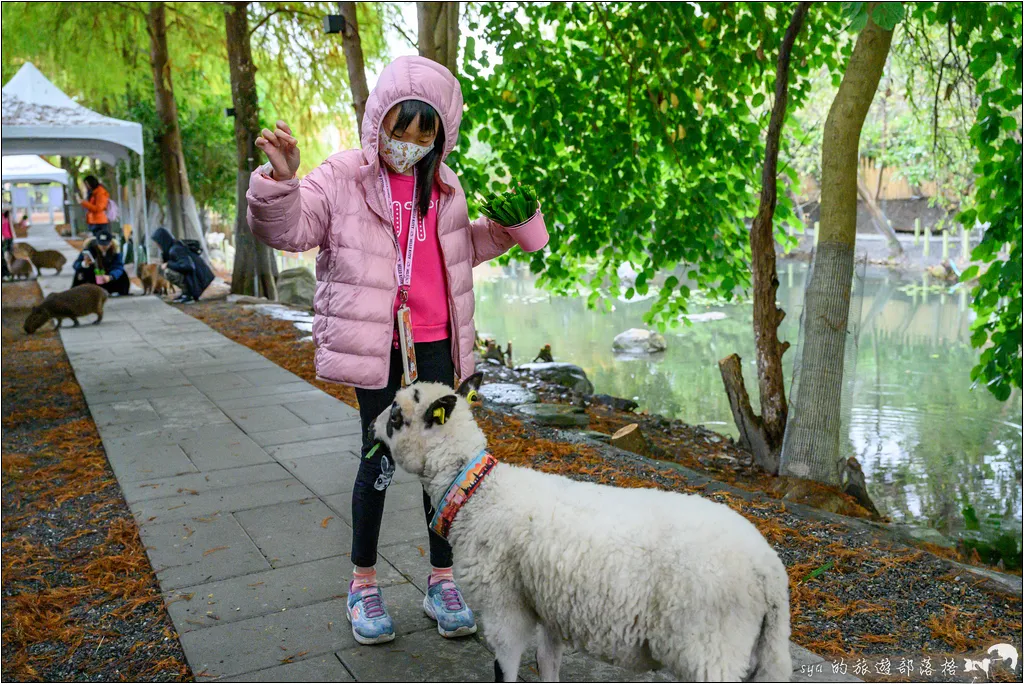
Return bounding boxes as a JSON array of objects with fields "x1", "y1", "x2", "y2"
[{"x1": 386, "y1": 402, "x2": 407, "y2": 438}]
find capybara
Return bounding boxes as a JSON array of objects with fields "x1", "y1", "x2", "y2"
[
  {"x1": 7, "y1": 256, "x2": 34, "y2": 280},
  {"x1": 12, "y1": 243, "x2": 67, "y2": 275},
  {"x1": 24, "y1": 284, "x2": 108, "y2": 334},
  {"x1": 139, "y1": 263, "x2": 178, "y2": 296}
]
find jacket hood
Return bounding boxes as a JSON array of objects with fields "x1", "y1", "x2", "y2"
[
  {"x1": 151, "y1": 228, "x2": 176, "y2": 253},
  {"x1": 360, "y1": 56, "x2": 463, "y2": 168}
]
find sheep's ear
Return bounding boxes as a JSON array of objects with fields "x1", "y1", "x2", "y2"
[
  {"x1": 456, "y1": 372, "x2": 483, "y2": 399},
  {"x1": 424, "y1": 394, "x2": 458, "y2": 428}
]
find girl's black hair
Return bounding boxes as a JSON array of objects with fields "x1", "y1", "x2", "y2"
[
  {"x1": 387, "y1": 100, "x2": 445, "y2": 217},
  {"x1": 84, "y1": 175, "x2": 100, "y2": 191}
]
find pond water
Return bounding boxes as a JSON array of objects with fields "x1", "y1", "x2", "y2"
[{"x1": 472, "y1": 261, "x2": 1022, "y2": 535}]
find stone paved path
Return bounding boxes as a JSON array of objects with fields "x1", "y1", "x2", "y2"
[{"x1": 21, "y1": 224, "x2": 854, "y2": 682}]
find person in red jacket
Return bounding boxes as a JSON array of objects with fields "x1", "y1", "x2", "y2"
[{"x1": 80, "y1": 175, "x2": 110, "y2": 236}]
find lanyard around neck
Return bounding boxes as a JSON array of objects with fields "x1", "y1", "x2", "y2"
[{"x1": 379, "y1": 167, "x2": 420, "y2": 290}]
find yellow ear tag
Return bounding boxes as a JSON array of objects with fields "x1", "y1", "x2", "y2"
[
  {"x1": 466, "y1": 389, "x2": 479, "y2": 404},
  {"x1": 432, "y1": 407, "x2": 447, "y2": 424}
]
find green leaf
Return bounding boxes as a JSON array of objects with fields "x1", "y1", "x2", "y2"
[{"x1": 870, "y1": 2, "x2": 905, "y2": 30}]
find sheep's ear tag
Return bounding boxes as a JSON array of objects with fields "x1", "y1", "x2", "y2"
[
  {"x1": 432, "y1": 407, "x2": 447, "y2": 425},
  {"x1": 466, "y1": 389, "x2": 479, "y2": 404}
]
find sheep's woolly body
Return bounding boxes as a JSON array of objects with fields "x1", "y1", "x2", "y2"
[{"x1": 374, "y1": 381, "x2": 792, "y2": 682}]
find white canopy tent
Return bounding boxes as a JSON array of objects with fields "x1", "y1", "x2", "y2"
[
  {"x1": 1, "y1": 62, "x2": 149, "y2": 259},
  {"x1": 1, "y1": 154, "x2": 69, "y2": 186}
]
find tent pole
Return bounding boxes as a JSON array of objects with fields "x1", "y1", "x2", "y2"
[{"x1": 140, "y1": 153, "x2": 150, "y2": 267}]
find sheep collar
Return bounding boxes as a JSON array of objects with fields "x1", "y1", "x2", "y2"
[{"x1": 429, "y1": 450, "x2": 498, "y2": 539}]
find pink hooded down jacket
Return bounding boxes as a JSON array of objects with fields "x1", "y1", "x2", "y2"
[{"x1": 247, "y1": 57, "x2": 532, "y2": 389}]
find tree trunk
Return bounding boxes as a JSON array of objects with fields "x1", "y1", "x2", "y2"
[
  {"x1": 857, "y1": 172, "x2": 904, "y2": 256},
  {"x1": 417, "y1": 2, "x2": 459, "y2": 74},
  {"x1": 718, "y1": 2, "x2": 809, "y2": 475},
  {"x1": 226, "y1": 1, "x2": 278, "y2": 299},
  {"x1": 338, "y1": 2, "x2": 370, "y2": 132},
  {"x1": 780, "y1": 10, "x2": 894, "y2": 486}
]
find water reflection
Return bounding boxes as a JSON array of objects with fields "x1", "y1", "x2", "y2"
[{"x1": 472, "y1": 262, "x2": 1022, "y2": 534}]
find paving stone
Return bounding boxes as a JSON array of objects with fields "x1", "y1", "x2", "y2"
[
  {"x1": 189, "y1": 372, "x2": 257, "y2": 396},
  {"x1": 88, "y1": 399, "x2": 160, "y2": 427},
  {"x1": 374, "y1": 506, "x2": 439, "y2": 549},
  {"x1": 282, "y1": 397, "x2": 360, "y2": 425},
  {"x1": 234, "y1": 498, "x2": 352, "y2": 568},
  {"x1": 218, "y1": 655, "x2": 354, "y2": 683},
  {"x1": 324, "y1": 481, "x2": 425, "y2": 524},
  {"x1": 223, "y1": 405, "x2": 307, "y2": 433},
  {"x1": 177, "y1": 423, "x2": 275, "y2": 472},
  {"x1": 276, "y1": 452, "x2": 365, "y2": 498},
  {"x1": 251, "y1": 420, "x2": 363, "y2": 448},
  {"x1": 236, "y1": 367, "x2": 302, "y2": 387},
  {"x1": 792, "y1": 644, "x2": 826, "y2": 669},
  {"x1": 265, "y1": 434, "x2": 365, "y2": 460},
  {"x1": 131, "y1": 478, "x2": 313, "y2": 525},
  {"x1": 519, "y1": 651, "x2": 673, "y2": 683},
  {"x1": 177, "y1": 598, "x2": 354, "y2": 678},
  {"x1": 164, "y1": 555, "x2": 410, "y2": 633},
  {"x1": 337, "y1": 628, "x2": 495, "y2": 682},
  {"x1": 140, "y1": 514, "x2": 271, "y2": 591},
  {"x1": 213, "y1": 389, "x2": 331, "y2": 411},
  {"x1": 378, "y1": 541, "x2": 435, "y2": 591},
  {"x1": 149, "y1": 395, "x2": 231, "y2": 426},
  {"x1": 84, "y1": 384, "x2": 201, "y2": 406},
  {"x1": 106, "y1": 443, "x2": 198, "y2": 483},
  {"x1": 204, "y1": 381, "x2": 314, "y2": 402},
  {"x1": 122, "y1": 463, "x2": 292, "y2": 504}
]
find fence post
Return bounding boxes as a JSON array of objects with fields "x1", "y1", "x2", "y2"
[
  {"x1": 813, "y1": 221, "x2": 820, "y2": 248},
  {"x1": 942, "y1": 228, "x2": 949, "y2": 261},
  {"x1": 924, "y1": 223, "x2": 931, "y2": 258},
  {"x1": 914, "y1": 218, "x2": 920, "y2": 246},
  {"x1": 961, "y1": 224, "x2": 970, "y2": 261}
]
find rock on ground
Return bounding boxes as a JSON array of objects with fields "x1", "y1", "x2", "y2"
[
  {"x1": 613, "y1": 328, "x2": 667, "y2": 354},
  {"x1": 516, "y1": 402, "x2": 590, "y2": 427},
  {"x1": 515, "y1": 362, "x2": 595, "y2": 395},
  {"x1": 480, "y1": 383, "x2": 538, "y2": 406},
  {"x1": 276, "y1": 267, "x2": 315, "y2": 309}
]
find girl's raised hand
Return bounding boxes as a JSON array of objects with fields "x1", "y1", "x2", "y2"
[{"x1": 256, "y1": 120, "x2": 300, "y2": 181}]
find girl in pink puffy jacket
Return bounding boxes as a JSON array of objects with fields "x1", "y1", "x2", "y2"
[{"x1": 248, "y1": 56, "x2": 547, "y2": 646}]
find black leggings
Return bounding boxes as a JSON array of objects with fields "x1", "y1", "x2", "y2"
[{"x1": 351, "y1": 338, "x2": 455, "y2": 569}]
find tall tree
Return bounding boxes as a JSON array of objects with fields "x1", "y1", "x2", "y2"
[
  {"x1": 718, "y1": 2, "x2": 810, "y2": 475},
  {"x1": 146, "y1": 1, "x2": 207, "y2": 249},
  {"x1": 226, "y1": 1, "x2": 278, "y2": 299},
  {"x1": 417, "y1": 2, "x2": 460, "y2": 74},
  {"x1": 780, "y1": 4, "x2": 899, "y2": 485},
  {"x1": 338, "y1": 1, "x2": 370, "y2": 131}
]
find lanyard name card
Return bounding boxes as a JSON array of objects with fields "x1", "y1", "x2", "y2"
[{"x1": 379, "y1": 167, "x2": 420, "y2": 384}]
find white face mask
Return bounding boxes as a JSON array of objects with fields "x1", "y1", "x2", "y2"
[{"x1": 379, "y1": 126, "x2": 434, "y2": 174}]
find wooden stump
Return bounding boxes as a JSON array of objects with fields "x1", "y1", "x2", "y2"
[{"x1": 610, "y1": 423, "x2": 652, "y2": 458}]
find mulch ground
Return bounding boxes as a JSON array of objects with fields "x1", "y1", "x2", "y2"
[
  {"x1": 183, "y1": 299, "x2": 1023, "y2": 682},
  {"x1": 2, "y1": 281, "x2": 191, "y2": 682}
]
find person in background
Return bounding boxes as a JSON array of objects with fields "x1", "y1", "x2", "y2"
[
  {"x1": 71, "y1": 230, "x2": 130, "y2": 296},
  {"x1": 80, "y1": 175, "x2": 110, "y2": 236},
  {"x1": 1, "y1": 210, "x2": 12, "y2": 280},
  {"x1": 151, "y1": 228, "x2": 214, "y2": 304},
  {"x1": 2, "y1": 210, "x2": 13, "y2": 256}
]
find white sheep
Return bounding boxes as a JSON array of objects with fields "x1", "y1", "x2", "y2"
[{"x1": 373, "y1": 375, "x2": 793, "y2": 682}]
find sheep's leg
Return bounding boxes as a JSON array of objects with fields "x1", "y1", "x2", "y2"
[
  {"x1": 487, "y1": 607, "x2": 534, "y2": 682},
  {"x1": 71, "y1": 317, "x2": 80, "y2": 327},
  {"x1": 537, "y1": 624, "x2": 565, "y2": 682}
]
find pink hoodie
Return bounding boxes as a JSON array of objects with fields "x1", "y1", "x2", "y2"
[{"x1": 247, "y1": 56, "x2": 542, "y2": 389}]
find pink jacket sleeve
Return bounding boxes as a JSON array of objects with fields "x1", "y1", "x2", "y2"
[
  {"x1": 469, "y1": 216, "x2": 517, "y2": 268},
  {"x1": 246, "y1": 162, "x2": 333, "y2": 252}
]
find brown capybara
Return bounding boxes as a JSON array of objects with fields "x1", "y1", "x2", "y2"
[
  {"x1": 24, "y1": 284, "x2": 108, "y2": 334},
  {"x1": 7, "y1": 256, "x2": 34, "y2": 280},
  {"x1": 139, "y1": 263, "x2": 177, "y2": 296},
  {"x1": 13, "y1": 243, "x2": 67, "y2": 276}
]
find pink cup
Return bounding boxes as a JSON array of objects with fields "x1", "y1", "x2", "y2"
[{"x1": 505, "y1": 208, "x2": 549, "y2": 253}]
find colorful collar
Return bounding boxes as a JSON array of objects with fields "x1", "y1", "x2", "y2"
[{"x1": 429, "y1": 450, "x2": 498, "y2": 539}]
